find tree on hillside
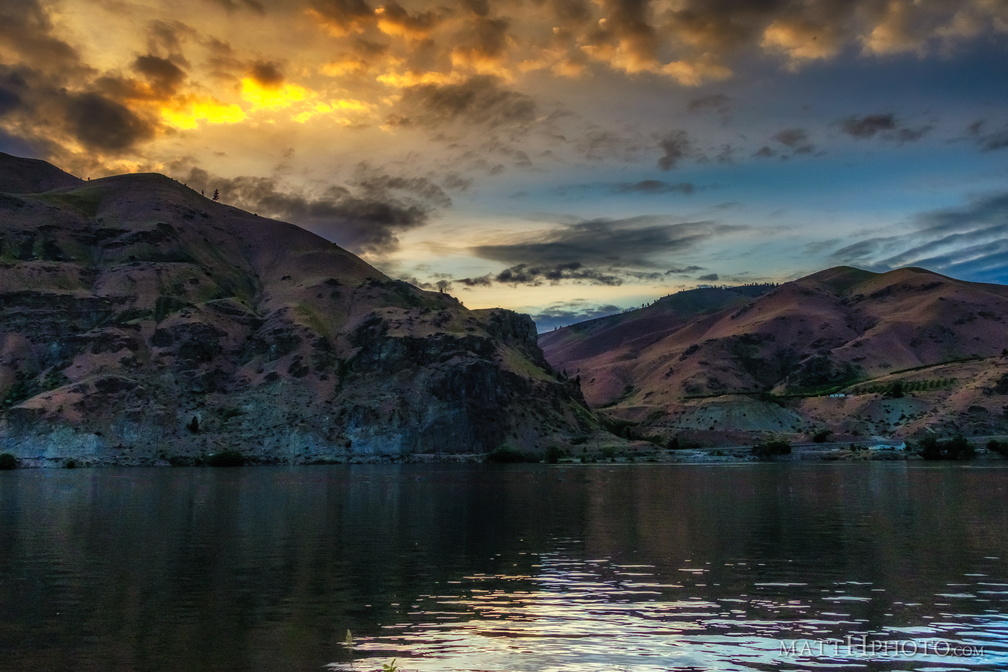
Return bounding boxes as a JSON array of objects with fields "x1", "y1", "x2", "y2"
[{"x1": 212, "y1": 188, "x2": 219, "y2": 202}]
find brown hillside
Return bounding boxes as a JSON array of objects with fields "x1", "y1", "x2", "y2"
[
  {"x1": 541, "y1": 266, "x2": 1008, "y2": 444},
  {"x1": 0, "y1": 154, "x2": 597, "y2": 465}
]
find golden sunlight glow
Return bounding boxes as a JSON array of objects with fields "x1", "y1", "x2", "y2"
[
  {"x1": 240, "y1": 78, "x2": 313, "y2": 110},
  {"x1": 160, "y1": 97, "x2": 247, "y2": 130},
  {"x1": 762, "y1": 21, "x2": 839, "y2": 63},
  {"x1": 293, "y1": 99, "x2": 373, "y2": 123}
]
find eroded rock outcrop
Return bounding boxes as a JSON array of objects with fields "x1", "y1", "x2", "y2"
[{"x1": 0, "y1": 153, "x2": 598, "y2": 465}]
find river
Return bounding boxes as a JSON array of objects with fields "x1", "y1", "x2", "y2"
[{"x1": 2, "y1": 463, "x2": 1007, "y2": 671}]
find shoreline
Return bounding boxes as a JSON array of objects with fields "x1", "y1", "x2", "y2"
[{"x1": 4, "y1": 442, "x2": 1005, "y2": 469}]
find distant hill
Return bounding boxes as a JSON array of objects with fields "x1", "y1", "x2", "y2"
[
  {"x1": 0, "y1": 152, "x2": 597, "y2": 465},
  {"x1": 541, "y1": 267, "x2": 1008, "y2": 445}
]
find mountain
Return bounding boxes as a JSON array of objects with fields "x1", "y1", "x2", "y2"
[
  {"x1": 0, "y1": 153, "x2": 596, "y2": 465},
  {"x1": 540, "y1": 267, "x2": 1008, "y2": 444}
]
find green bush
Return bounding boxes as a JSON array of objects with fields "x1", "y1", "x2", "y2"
[
  {"x1": 0, "y1": 453, "x2": 18, "y2": 470},
  {"x1": 752, "y1": 440, "x2": 792, "y2": 458},
  {"x1": 988, "y1": 439, "x2": 1008, "y2": 456},
  {"x1": 918, "y1": 435, "x2": 975, "y2": 460},
  {"x1": 812, "y1": 429, "x2": 833, "y2": 443},
  {"x1": 206, "y1": 450, "x2": 246, "y2": 467},
  {"x1": 544, "y1": 444, "x2": 565, "y2": 464}
]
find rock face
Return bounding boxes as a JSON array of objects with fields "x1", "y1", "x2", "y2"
[
  {"x1": 541, "y1": 267, "x2": 1008, "y2": 444},
  {"x1": 0, "y1": 153, "x2": 596, "y2": 465}
]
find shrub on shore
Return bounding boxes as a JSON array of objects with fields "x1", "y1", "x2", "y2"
[
  {"x1": 918, "y1": 435, "x2": 975, "y2": 460},
  {"x1": 752, "y1": 440, "x2": 792, "y2": 458},
  {"x1": 0, "y1": 453, "x2": 18, "y2": 470},
  {"x1": 485, "y1": 445, "x2": 536, "y2": 463}
]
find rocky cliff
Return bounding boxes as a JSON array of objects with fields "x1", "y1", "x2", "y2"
[{"x1": 0, "y1": 153, "x2": 597, "y2": 465}]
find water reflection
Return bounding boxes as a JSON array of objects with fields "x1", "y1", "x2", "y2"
[
  {"x1": 337, "y1": 547, "x2": 1008, "y2": 671},
  {"x1": 2, "y1": 464, "x2": 1008, "y2": 671}
]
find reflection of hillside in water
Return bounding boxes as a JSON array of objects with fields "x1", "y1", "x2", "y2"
[{"x1": 2, "y1": 465, "x2": 1008, "y2": 671}]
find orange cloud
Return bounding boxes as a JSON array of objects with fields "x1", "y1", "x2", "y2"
[
  {"x1": 240, "y1": 77, "x2": 313, "y2": 110},
  {"x1": 160, "y1": 95, "x2": 247, "y2": 129}
]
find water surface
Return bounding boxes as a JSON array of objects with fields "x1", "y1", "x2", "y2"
[{"x1": 2, "y1": 463, "x2": 1007, "y2": 671}]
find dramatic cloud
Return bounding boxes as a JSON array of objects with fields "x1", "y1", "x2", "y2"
[
  {"x1": 492, "y1": 262, "x2": 622, "y2": 286},
  {"x1": 0, "y1": 0, "x2": 1005, "y2": 321},
  {"x1": 472, "y1": 216, "x2": 743, "y2": 269},
  {"x1": 831, "y1": 192, "x2": 1008, "y2": 284},
  {"x1": 61, "y1": 92, "x2": 156, "y2": 152},
  {"x1": 840, "y1": 113, "x2": 896, "y2": 138},
  {"x1": 657, "y1": 130, "x2": 692, "y2": 170},
  {"x1": 772, "y1": 128, "x2": 815, "y2": 154},
  {"x1": 133, "y1": 55, "x2": 187, "y2": 96},
  {"x1": 183, "y1": 164, "x2": 451, "y2": 255},
  {"x1": 308, "y1": 0, "x2": 375, "y2": 36},
  {"x1": 387, "y1": 76, "x2": 537, "y2": 129},
  {"x1": 0, "y1": 0, "x2": 83, "y2": 74},
  {"x1": 839, "y1": 113, "x2": 930, "y2": 143}
]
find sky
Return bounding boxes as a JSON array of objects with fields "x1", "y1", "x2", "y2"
[{"x1": 0, "y1": 0, "x2": 1006, "y2": 330}]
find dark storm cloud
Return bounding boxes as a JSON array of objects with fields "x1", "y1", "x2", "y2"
[
  {"x1": 61, "y1": 92, "x2": 155, "y2": 152},
  {"x1": 532, "y1": 302, "x2": 622, "y2": 332},
  {"x1": 184, "y1": 164, "x2": 451, "y2": 255},
  {"x1": 838, "y1": 113, "x2": 931, "y2": 143},
  {"x1": 457, "y1": 264, "x2": 624, "y2": 288},
  {"x1": 377, "y1": 2, "x2": 439, "y2": 37},
  {"x1": 249, "y1": 61, "x2": 285, "y2": 85},
  {"x1": 0, "y1": 3, "x2": 165, "y2": 162},
  {"x1": 772, "y1": 128, "x2": 814, "y2": 154},
  {"x1": 657, "y1": 130, "x2": 692, "y2": 170},
  {"x1": 0, "y1": 87, "x2": 21, "y2": 115},
  {"x1": 0, "y1": 0, "x2": 83, "y2": 73},
  {"x1": 493, "y1": 262, "x2": 623, "y2": 286},
  {"x1": 133, "y1": 55, "x2": 187, "y2": 95},
  {"x1": 697, "y1": 273, "x2": 719, "y2": 282},
  {"x1": 666, "y1": 265, "x2": 704, "y2": 274},
  {"x1": 831, "y1": 192, "x2": 1008, "y2": 284},
  {"x1": 840, "y1": 113, "x2": 896, "y2": 138},
  {"x1": 387, "y1": 76, "x2": 537, "y2": 129},
  {"x1": 309, "y1": 0, "x2": 375, "y2": 33},
  {"x1": 472, "y1": 216, "x2": 743, "y2": 269}
]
